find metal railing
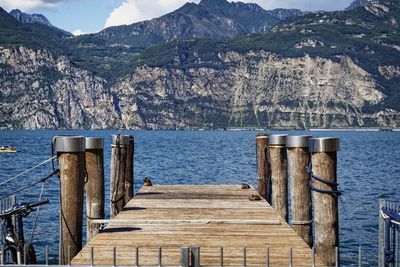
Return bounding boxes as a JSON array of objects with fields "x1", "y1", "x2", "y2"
[
  {"x1": 0, "y1": 243, "x2": 368, "y2": 266},
  {"x1": 0, "y1": 195, "x2": 16, "y2": 264},
  {"x1": 0, "y1": 196, "x2": 376, "y2": 266},
  {"x1": 0, "y1": 194, "x2": 16, "y2": 244},
  {"x1": 0, "y1": 194, "x2": 16, "y2": 213},
  {"x1": 48, "y1": 244, "x2": 357, "y2": 267},
  {"x1": 379, "y1": 199, "x2": 400, "y2": 267}
]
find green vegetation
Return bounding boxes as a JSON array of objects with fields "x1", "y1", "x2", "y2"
[
  {"x1": 0, "y1": 0, "x2": 399, "y2": 110},
  {"x1": 0, "y1": 8, "x2": 69, "y2": 51}
]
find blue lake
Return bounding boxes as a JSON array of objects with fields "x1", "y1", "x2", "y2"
[{"x1": 0, "y1": 130, "x2": 399, "y2": 265}]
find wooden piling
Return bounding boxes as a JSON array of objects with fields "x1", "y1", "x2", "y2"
[
  {"x1": 110, "y1": 134, "x2": 131, "y2": 218},
  {"x1": 286, "y1": 135, "x2": 312, "y2": 247},
  {"x1": 256, "y1": 133, "x2": 269, "y2": 201},
  {"x1": 309, "y1": 137, "x2": 340, "y2": 266},
  {"x1": 268, "y1": 135, "x2": 288, "y2": 222},
  {"x1": 55, "y1": 136, "x2": 85, "y2": 265},
  {"x1": 124, "y1": 136, "x2": 134, "y2": 204},
  {"x1": 85, "y1": 137, "x2": 105, "y2": 242}
]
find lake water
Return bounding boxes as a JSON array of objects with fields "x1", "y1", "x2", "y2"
[{"x1": 0, "y1": 130, "x2": 399, "y2": 265}]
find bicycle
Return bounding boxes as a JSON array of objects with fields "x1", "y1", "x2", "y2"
[{"x1": 0, "y1": 198, "x2": 49, "y2": 264}]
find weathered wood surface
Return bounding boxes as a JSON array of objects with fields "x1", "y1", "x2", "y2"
[
  {"x1": 73, "y1": 185, "x2": 323, "y2": 266},
  {"x1": 124, "y1": 138, "x2": 134, "y2": 203},
  {"x1": 59, "y1": 152, "x2": 85, "y2": 265},
  {"x1": 110, "y1": 143, "x2": 128, "y2": 218},
  {"x1": 269, "y1": 146, "x2": 288, "y2": 222},
  {"x1": 85, "y1": 148, "x2": 105, "y2": 241},
  {"x1": 312, "y1": 152, "x2": 339, "y2": 266},
  {"x1": 287, "y1": 147, "x2": 312, "y2": 247},
  {"x1": 256, "y1": 134, "x2": 269, "y2": 201}
]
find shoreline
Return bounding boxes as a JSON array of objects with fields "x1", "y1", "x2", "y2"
[{"x1": 0, "y1": 127, "x2": 399, "y2": 132}]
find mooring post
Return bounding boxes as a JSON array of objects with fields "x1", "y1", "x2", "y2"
[
  {"x1": 256, "y1": 133, "x2": 269, "y2": 201},
  {"x1": 309, "y1": 137, "x2": 340, "y2": 266},
  {"x1": 181, "y1": 246, "x2": 190, "y2": 267},
  {"x1": 268, "y1": 134, "x2": 288, "y2": 222},
  {"x1": 85, "y1": 137, "x2": 105, "y2": 242},
  {"x1": 55, "y1": 136, "x2": 85, "y2": 265},
  {"x1": 286, "y1": 135, "x2": 312, "y2": 247},
  {"x1": 124, "y1": 135, "x2": 134, "y2": 203},
  {"x1": 110, "y1": 134, "x2": 131, "y2": 218}
]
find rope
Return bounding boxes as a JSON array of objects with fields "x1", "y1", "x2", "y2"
[
  {"x1": 60, "y1": 206, "x2": 80, "y2": 249},
  {"x1": 307, "y1": 163, "x2": 339, "y2": 187},
  {"x1": 110, "y1": 195, "x2": 124, "y2": 205},
  {"x1": 51, "y1": 138, "x2": 57, "y2": 172},
  {"x1": 307, "y1": 163, "x2": 341, "y2": 196},
  {"x1": 0, "y1": 157, "x2": 56, "y2": 186},
  {"x1": 58, "y1": 172, "x2": 81, "y2": 262},
  {"x1": 58, "y1": 176, "x2": 63, "y2": 264},
  {"x1": 111, "y1": 135, "x2": 126, "y2": 214},
  {"x1": 266, "y1": 153, "x2": 272, "y2": 203},
  {"x1": 29, "y1": 180, "x2": 46, "y2": 244},
  {"x1": 0, "y1": 170, "x2": 59, "y2": 201},
  {"x1": 308, "y1": 180, "x2": 342, "y2": 195}
]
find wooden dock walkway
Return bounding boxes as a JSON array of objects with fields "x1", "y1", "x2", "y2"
[{"x1": 72, "y1": 185, "x2": 323, "y2": 266}]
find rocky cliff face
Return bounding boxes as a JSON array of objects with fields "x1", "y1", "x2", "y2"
[
  {"x1": 111, "y1": 51, "x2": 398, "y2": 129},
  {"x1": 8, "y1": 9, "x2": 72, "y2": 36},
  {"x1": 0, "y1": 47, "x2": 121, "y2": 129},
  {"x1": 346, "y1": 0, "x2": 372, "y2": 10},
  {"x1": 9, "y1": 9, "x2": 52, "y2": 26},
  {"x1": 0, "y1": 47, "x2": 398, "y2": 129},
  {"x1": 98, "y1": 0, "x2": 302, "y2": 48}
]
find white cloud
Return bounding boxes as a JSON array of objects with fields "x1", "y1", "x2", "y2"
[
  {"x1": 104, "y1": 0, "x2": 200, "y2": 28},
  {"x1": 0, "y1": 0, "x2": 63, "y2": 12},
  {"x1": 72, "y1": 29, "x2": 86, "y2": 36},
  {"x1": 104, "y1": 0, "x2": 354, "y2": 29}
]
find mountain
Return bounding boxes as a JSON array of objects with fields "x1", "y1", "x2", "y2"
[
  {"x1": 0, "y1": 7, "x2": 71, "y2": 51},
  {"x1": 9, "y1": 9, "x2": 52, "y2": 26},
  {"x1": 0, "y1": 0, "x2": 399, "y2": 129},
  {"x1": 97, "y1": 0, "x2": 302, "y2": 48},
  {"x1": 346, "y1": 0, "x2": 371, "y2": 10},
  {"x1": 9, "y1": 9, "x2": 72, "y2": 36}
]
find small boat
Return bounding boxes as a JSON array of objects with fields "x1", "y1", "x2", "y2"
[{"x1": 0, "y1": 146, "x2": 17, "y2": 153}]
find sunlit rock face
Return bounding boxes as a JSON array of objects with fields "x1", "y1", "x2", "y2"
[{"x1": 0, "y1": 47, "x2": 398, "y2": 130}]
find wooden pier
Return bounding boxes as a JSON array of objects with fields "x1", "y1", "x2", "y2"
[{"x1": 72, "y1": 185, "x2": 323, "y2": 266}]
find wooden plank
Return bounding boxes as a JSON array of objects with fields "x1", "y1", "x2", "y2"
[
  {"x1": 72, "y1": 185, "x2": 324, "y2": 266},
  {"x1": 90, "y1": 219, "x2": 281, "y2": 225}
]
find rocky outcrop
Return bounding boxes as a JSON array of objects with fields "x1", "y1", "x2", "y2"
[
  {"x1": 364, "y1": 1, "x2": 390, "y2": 16},
  {"x1": 9, "y1": 9, "x2": 52, "y2": 26},
  {"x1": 379, "y1": 65, "x2": 400, "y2": 79},
  {"x1": 0, "y1": 47, "x2": 121, "y2": 129},
  {"x1": 1, "y1": 47, "x2": 399, "y2": 130},
  {"x1": 111, "y1": 51, "x2": 397, "y2": 129},
  {"x1": 346, "y1": 0, "x2": 371, "y2": 10},
  {"x1": 98, "y1": 0, "x2": 302, "y2": 48},
  {"x1": 9, "y1": 9, "x2": 72, "y2": 36}
]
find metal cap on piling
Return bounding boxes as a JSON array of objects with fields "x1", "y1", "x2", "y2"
[
  {"x1": 111, "y1": 134, "x2": 131, "y2": 146},
  {"x1": 268, "y1": 134, "x2": 287, "y2": 146},
  {"x1": 286, "y1": 135, "x2": 312, "y2": 148},
  {"x1": 85, "y1": 137, "x2": 104, "y2": 150},
  {"x1": 54, "y1": 136, "x2": 85, "y2": 153},
  {"x1": 309, "y1": 137, "x2": 340, "y2": 153},
  {"x1": 256, "y1": 133, "x2": 269, "y2": 139}
]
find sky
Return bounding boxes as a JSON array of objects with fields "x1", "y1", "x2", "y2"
[{"x1": 0, "y1": 0, "x2": 355, "y2": 35}]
